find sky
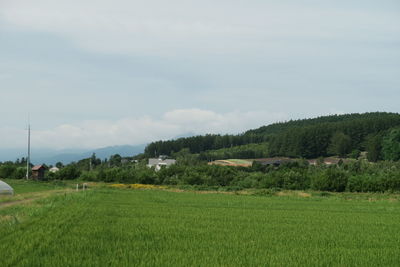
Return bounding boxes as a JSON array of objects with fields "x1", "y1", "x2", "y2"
[{"x1": 0, "y1": 0, "x2": 399, "y2": 150}]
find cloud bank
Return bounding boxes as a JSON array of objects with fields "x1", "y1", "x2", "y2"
[
  {"x1": 2, "y1": 0, "x2": 398, "y2": 57},
  {"x1": 0, "y1": 109, "x2": 287, "y2": 150},
  {"x1": 0, "y1": 0, "x2": 399, "y2": 152}
]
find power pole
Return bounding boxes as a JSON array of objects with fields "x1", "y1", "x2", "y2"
[{"x1": 26, "y1": 124, "x2": 31, "y2": 180}]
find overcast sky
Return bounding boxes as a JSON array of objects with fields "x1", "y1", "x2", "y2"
[{"x1": 1, "y1": 0, "x2": 399, "y2": 150}]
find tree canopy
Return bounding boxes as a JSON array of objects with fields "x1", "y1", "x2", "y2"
[{"x1": 144, "y1": 112, "x2": 400, "y2": 159}]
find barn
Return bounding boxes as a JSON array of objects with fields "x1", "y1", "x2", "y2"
[{"x1": 31, "y1": 165, "x2": 46, "y2": 180}]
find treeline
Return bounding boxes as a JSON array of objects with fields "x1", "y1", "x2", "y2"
[
  {"x1": 197, "y1": 143, "x2": 269, "y2": 161},
  {"x1": 144, "y1": 134, "x2": 265, "y2": 157},
  {"x1": 16, "y1": 160, "x2": 400, "y2": 193},
  {"x1": 144, "y1": 112, "x2": 400, "y2": 159},
  {"x1": 268, "y1": 112, "x2": 400, "y2": 158},
  {"x1": 0, "y1": 153, "x2": 128, "y2": 181},
  {"x1": 3, "y1": 152, "x2": 400, "y2": 193},
  {"x1": 0, "y1": 158, "x2": 29, "y2": 179}
]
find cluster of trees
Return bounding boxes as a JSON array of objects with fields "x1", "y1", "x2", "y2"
[
  {"x1": 0, "y1": 164, "x2": 27, "y2": 179},
  {"x1": 268, "y1": 113, "x2": 400, "y2": 158},
  {"x1": 197, "y1": 143, "x2": 269, "y2": 161},
  {"x1": 0, "y1": 153, "x2": 131, "y2": 180},
  {"x1": 0, "y1": 158, "x2": 29, "y2": 179},
  {"x1": 3, "y1": 151, "x2": 400, "y2": 193},
  {"x1": 144, "y1": 134, "x2": 265, "y2": 157},
  {"x1": 35, "y1": 160, "x2": 400, "y2": 193},
  {"x1": 144, "y1": 112, "x2": 400, "y2": 159}
]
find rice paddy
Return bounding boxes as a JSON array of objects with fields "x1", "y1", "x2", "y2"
[{"x1": 1, "y1": 184, "x2": 400, "y2": 266}]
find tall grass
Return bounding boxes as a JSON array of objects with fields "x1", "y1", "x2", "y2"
[
  {"x1": 2, "y1": 179, "x2": 68, "y2": 194},
  {"x1": 1, "y1": 189, "x2": 400, "y2": 266}
]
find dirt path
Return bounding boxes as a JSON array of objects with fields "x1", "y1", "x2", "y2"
[{"x1": 0, "y1": 189, "x2": 75, "y2": 210}]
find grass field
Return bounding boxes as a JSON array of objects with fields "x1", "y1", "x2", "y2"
[
  {"x1": 2, "y1": 179, "x2": 68, "y2": 194},
  {"x1": 1, "y1": 184, "x2": 400, "y2": 266},
  {"x1": 0, "y1": 179, "x2": 75, "y2": 206}
]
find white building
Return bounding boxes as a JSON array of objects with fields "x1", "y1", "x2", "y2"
[
  {"x1": 147, "y1": 157, "x2": 176, "y2": 171},
  {"x1": 49, "y1": 167, "x2": 60, "y2": 173}
]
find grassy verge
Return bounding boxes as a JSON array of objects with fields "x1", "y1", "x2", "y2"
[{"x1": 2, "y1": 179, "x2": 69, "y2": 193}]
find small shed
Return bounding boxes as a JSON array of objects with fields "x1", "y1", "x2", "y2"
[{"x1": 32, "y1": 165, "x2": 46, "y2": 180}]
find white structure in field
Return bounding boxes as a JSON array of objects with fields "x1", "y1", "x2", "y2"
[
  {"x1": 147, "y1": 157, "x2": 176, "y2": 171},
  {"x1": 49, "y1": 167, "x2": 60, "y2": 173},
  {"x1": 0, "y1": 180, "x2": 14, "y2": 195}
]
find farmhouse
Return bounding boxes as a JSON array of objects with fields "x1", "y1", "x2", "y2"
[
  {"x1": 31, "y1": 165, "x2": 46, "y2": 180},
  {"x1": 147, "y1": 157, "x2": 176, "y2": 171}
]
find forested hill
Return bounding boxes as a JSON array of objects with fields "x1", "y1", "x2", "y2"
[
  {"x1": 144, "y1": 112, "x2": 400, "y2": 159},
  {"x1": 245, "y1": 113, "x2": 399, "y2": 136}
]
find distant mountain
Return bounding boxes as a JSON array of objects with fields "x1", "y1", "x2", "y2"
[
  {"x1": 0, "y1": 145, "x2": 146, "y2": 165},
  {"x1": 33, "y1": 144, "x2": 146, "y2": 165}
]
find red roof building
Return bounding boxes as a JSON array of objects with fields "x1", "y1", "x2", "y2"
[{"x1": 31, "y1": 165, "x2": 46, "y2": 180}]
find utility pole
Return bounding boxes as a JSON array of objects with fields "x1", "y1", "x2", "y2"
[{"x1": 26, "y1": 124, "x2": 31, "y2": 180}]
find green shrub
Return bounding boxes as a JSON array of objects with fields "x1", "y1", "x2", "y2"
[{"x1": 311, "y1": 167, "x2": 348, "y2": 192}]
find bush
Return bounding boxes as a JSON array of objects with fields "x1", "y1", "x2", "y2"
[
  {"x1": 57, "y1": 165, "x2": 81, "y2": 180},
  {"x1": 79, "y1": 171, "x2": 99, "y2": 181},
  {"x1": 233, "y1": 173, "x2": 264, "y2": 189},
  {"x1": 0, "y1": 165, "x2": 17, "y2": 179},
  {"x1": 311, "y1": 167, "x2": 348, "y2": 192},
  {"x1": 258, "y1": 172, "x2": 284, "y2": 189},
  {"x1": 282, "y1": 170, "x2": 309, "y2": 190}
]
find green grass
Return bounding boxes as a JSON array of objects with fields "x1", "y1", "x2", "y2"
[
  {"x1": 1, "y1": 188, "x2": 400, "y2": 266},
  {"x1": 2, "y1": 179, "x2": 67, "y2": 194}
]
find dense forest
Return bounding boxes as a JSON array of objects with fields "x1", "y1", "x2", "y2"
[{"x1": 144, "y1": 112, "x2": 400, "y2": 160}]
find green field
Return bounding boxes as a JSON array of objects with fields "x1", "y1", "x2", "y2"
[
  {"x1": 2, "y1": 179, "x2": 68, "y2": 194},
  {"x1": 1, "y1": 186, "x2": 400, "y2": 266}
]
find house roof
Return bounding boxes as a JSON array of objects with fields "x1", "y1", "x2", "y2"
[
  {"x1": 32, "y1": 165, "x2": 45, "y2": 171},
  {"x1": 148, "y1": 158, "x2": 176, "y2": 166}
]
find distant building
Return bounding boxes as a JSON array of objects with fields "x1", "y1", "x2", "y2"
[
  {"x1": 307, "y1": 157, "x2": 347, "y2": 166},
  {"x1": 49, "y1": 167, "x2": 60, "y2": 173},
  {"x1": 147, "y1": 157, "x2": 176, "y2": 171},
  {"x1": 31, "y1": 165, "x2": 46, "y2": 180},
  {"x1": 254, "y1": 158, "x2": 293, "y2": 167}
]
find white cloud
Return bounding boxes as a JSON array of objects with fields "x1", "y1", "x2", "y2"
[
  {"x1": 0, "y1": 109, "x2": 287, "y2": 150},
  {"x1": 1, "y1": 0, "x2": 397, "y2": 56}
]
